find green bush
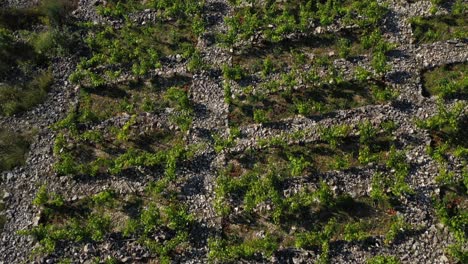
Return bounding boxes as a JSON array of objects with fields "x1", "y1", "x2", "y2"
[
  {"x1": 338, "y1": 38, "x2": 351, "y2": 59},
  {"x1": 261, "y1": 57, "x2": 274, "y2": 77},
  {"x1": 386, "y1": 146, "x2": 413, "y2": 196},
  {"x1": 31, "y1": 27, "x2": 77, "y2": 57},
  {"x1": 358, "y1": 120, "x2": 377, "y2": 145},
  {"x1": 343, "y1": 221, "x2": 370, "y2": 242},
  {"x1": 384, "y1": 216, "x2": 408, "y2": 244},
  {"x1": 92, "y1": 190, "x2": 116, "y2": 207},
  {"x1": 32, "y1": 185, "x2": 64, "y2": 216},
  {"x1": 320, "y1": 124, "x2": 350, "y2": 149},
  {"x1": 222, "y1": 64, "x2": 245, "y2": 81},
  {"x1": 187, "y1": 51, "x2": 205, "y2": 72},
  {"x1": 164, "y1": 87, "x2": 191, "y2": 110},
  {"x1": 416, "y1": 100, "x2": 466, "y2": 145},
  {"x1": 208, "y1": 234, "x2": 279, "y2": 262},
  {"x1": 253, "y1": 109, "x2": 269, "y2": 124},
  {"x1": 288, "y1": 155, "x2": 311, "y2": 177},
  {"x1": 367, "y1": 255, "x2": 400, "y2": 264},
  {"x1": 295, "y1": 218, "x2": 337, "y2": 263},
  {"x1": 86, "y1": 213, "x2": 111, "y2": 241}
]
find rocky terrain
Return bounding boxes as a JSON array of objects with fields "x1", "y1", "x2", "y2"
[{"x1": 0, "y1": 0, "x2": 467, "y2": 263}]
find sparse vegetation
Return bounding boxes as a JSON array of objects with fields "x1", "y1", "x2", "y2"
[
  {"x1": 0, "y1": 128, "x2": 32, "y2": 172},
  {"x1": 411, "y1": 14, "x2": 467, "y2": 43},
  {"x1": 0, "y1": 70, "x2": 53, "y2": 116},
  {"x1": 417, "y1": 99, "x2": 467, "y2": 263},
  {"x1": 210, "y1": 120, "x2": 412, "y2": 262},
  {"x1": 367, "y1": 255, "x2": 400, "y2": 264},
  {"x1": 0, "y1": 0, "x2": 78, "y2": 116},
  {"x1": 229, "y1": 75, "x2": 396, "y2": 126},
  {"x1": 4, "y1": 0, "x2": 467, "y2": 263},
  {"x1": 423, "y1": 63, "x2": 467, "y2": 99}
]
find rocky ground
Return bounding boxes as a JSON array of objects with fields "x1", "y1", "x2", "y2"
[{"x1": 0, "y1": 0, "x2": 467, "y2": 263}]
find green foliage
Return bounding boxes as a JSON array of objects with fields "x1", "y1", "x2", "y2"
[
  {"x1": 222, "y1": 0, "x2": 388, "y2": 46},
  {"x1": 386, "y1": 146, "x2": 413, "y2": 196},
  {"x1": 452, "y1": 0, "x2": 467, "y2": 15},
  {"x1": 359, "y1": 120, "x2": 377, "y2": 145},
  {"x1": 294, "y1": 100, "x2": 313, "y2": 116},
  {"x1": 447, "y1": 242, "x2": 468, "y2": 263},
  {"x1": 384, "y1": 216, "x2": 408, "y2": 244},
  {"x1": 54, "y1": 152, "x2": 81, "y2": 176},
  {"x1": 320, "y1": 124, "x2": 350, "y2": 149},
  {"x1": 360, "y1": 29, "x2": 394, "y2": 75},
  {"x1": 288, "y1": 155, "x2": 311, "y2": 177},
  {"x1": 330, "y1": 153, "x2": 352, "y2": 170},
  {"x1": 92, "y1": 190, "x2": 116, "y2": 207},
  {"x1": 97, "y1": 0, "x2": 204, "y2": 24},
  {"x1": 295, "y1": 218, "x2": 337, "y2": 262},
  {"x1": 434, "y1": 186, "x2": 467, "y2": 244},
  {"x1": 33, "y1": 185, "x2": 51, "y2": 207},
  {"x1": 367, "y1": 255, "x2": 400, "y2": 264},
  {"x1": 261, "y1": 57, "x2": 274, "y2": 77},
  {"x1": 192, "y1": 14, "x2": 205, "y2": 36},
  {"x1": 224, "y1": 82, "x2": 232, "y2": 104},
  {"x1": 435, "y1": 167, "x2": 456, "y2": 185},
  {"x1": 215, "y1": 164, "x2": 337, "y2": 224},
  {"x1": 124, "y1": 202, "x2": 193, "y2": 261},
  {"x1": 164, "y1": 87, "x2": 191, "y2": 110},
  {"x1": 223, "y1": 64, "x2": 245, "y2": 81},
  {"x1": 31, "y1": 27, "x2": 77, "y2": 57},
  {"x1": 230, "y1": 71, "x2": 394, "y2": 126},
  {"x1": 20, "y1": 213, "x2": 111, "y2": 254},
  {"x1": 71, "y1": 17, "x2": 199, "y2": 86},
  {"x1": 170, "y1": 109, "x2": 193, "y2": 132},
  {"x1": 355, "y1": 66, "x2": 372, "y2": 82},
  {"x1": 187, "y1": 50, "x2": 205, "y2": 72},
  {"x1": 140, "y1": 203, "x2": 161, "y2": 234},
  {"x1": 417, "y1": 100, "x2": 466, "y2": 138},
  {"x1": 381, "y1": 120, "x2": 397, "y2": 134},
  {"x1": 116, "y1": 114, "x2": 137, "y2": 142},
  {"x1": 370, "y1": 146, "x2": 413, "y2": 201},
  {"x1": 253, "y1": 109, "x2": 269, "y2": 124},
  {"x1": 343, "y1": 221, "x2": 370, "y2": 242},
  {"x1": 208, "y1": 234, "x2": 279, "y2": 262},
  {"x1": 370, "y1": 172, "x2": 387, "y2": 201},
  {"x1": 19, "y1": 223, "x2": 83, "y2": 254},
  {"x1": 58, "y1": 258, "x2": 72, "y2": 264},
  {"x1": 243, "y1": 169, "x2": 282, "y2": 218},
  {"x1": 411, "y1": 14, "x2": 467, "y2": 44},
  {"x1": 315, "y1": 180, "x2": 336, "y2": 207},
  {"x1": 371, "y1": 50, "x2": 390, "y2": 75},
  {"x1": 0, "y1": 28, "x2": 19, "y2": 74},
  {"x1": 338, "y1": 37, "x2": 351, "y2": 59},
  {"x1": 213, "y1": 127, "x2": 240, "y2": 153},
  {"x1": 87, "y1": 213, "x2": 112, "y2": 241},
  {"x1": 0, "y1": 2, "x2": 78, "y2": 116},
  {"x1": 32, "y1": 185, "x2": 64, "y2": 215}
]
